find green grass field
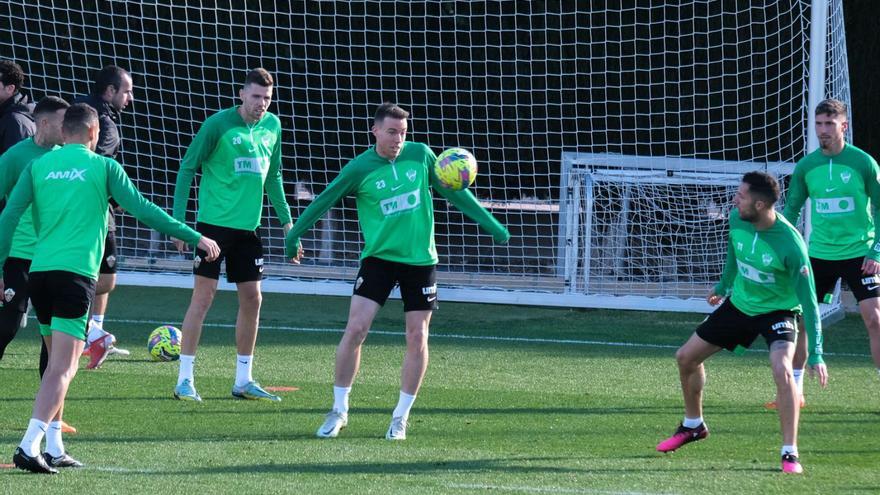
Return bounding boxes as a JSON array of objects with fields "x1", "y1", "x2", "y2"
[{"x1": 1, "y1": 285, "x2": 878, "y2": 494}]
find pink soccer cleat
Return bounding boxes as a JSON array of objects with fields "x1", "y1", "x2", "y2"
[
  {"x1": 656, "y1": 422, "x2": 709, "y2": 452},
  {"x1": 781, "y1": 453, "x2": 803, "y2": 474}
]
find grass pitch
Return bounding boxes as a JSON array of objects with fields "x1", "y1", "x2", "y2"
[{"x1": 1, "y1": 285, "x2": 878, "y2": 494}]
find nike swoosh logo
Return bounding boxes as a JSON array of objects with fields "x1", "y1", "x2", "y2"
[
  {"x1": 391, "y1": 184, "x2": 403, "y2": 191},
  {"x1": 825, "y1": 187, "x2": 837, "y2": 192},
  {"x1": 239, "y1": 360, "x2": 249, "y2": 364},
  {"x1": 427, "y1": 296, "x2": 437, "y2": 302},
  {"x1": 867, "y1": 285, "x2": 880, "y2": 291}
]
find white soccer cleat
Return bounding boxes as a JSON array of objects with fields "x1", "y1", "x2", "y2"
[
  {"x1": 316, "y1": 410, "x2": 348, "y2": 438},
  {"x1": 107, "y1": 346, "x2": 130, "y2": 357},
  {"x1": 385, "y1": 416, "x2": 408, "y2": 441}
]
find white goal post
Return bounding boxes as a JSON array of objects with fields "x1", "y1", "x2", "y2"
[{"x1": 0, "y1": 0, "x2": 853, "y2": 316}]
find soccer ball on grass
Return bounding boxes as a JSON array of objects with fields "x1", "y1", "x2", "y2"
[{"x1": 147, "y1": 325, "x2": 181, "y2": 362}]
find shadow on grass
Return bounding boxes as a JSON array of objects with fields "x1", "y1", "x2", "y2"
[{"x1": 126, "y1": 455, "x2": 777, "y2": 476}]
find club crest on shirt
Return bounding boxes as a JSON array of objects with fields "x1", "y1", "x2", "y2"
[
  {"x1": 407, "y1": 169, "x2": 417, "y2": 182},
  {"x1": 840, "y1": 171, "x2": 851, "y2": 184},
  {"x1": 262, "y1": 136, "x2": 272, "y2": 148},
  {"x1": 761, "y1": 253, "x2": 773, "y2": 266},
  {"x1": 736, "y1": 242, "x2": 743, "y2": 252}
]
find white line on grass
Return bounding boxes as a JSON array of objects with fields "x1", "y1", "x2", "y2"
[
  {"x1": 98, "y1": 317, "x2": 872, "y2": 358},
  {"x1": 444, "y1": 483, "x2": 668, "y2": 495},
  {"x1": 89, "y1": 466, "x2": 160, "y2": 474}
]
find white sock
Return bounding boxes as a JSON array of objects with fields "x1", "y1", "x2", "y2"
[
  {"x1": 876, "y1": 368, "x2": 880, "y2": 378},
  {"x1": 177, "y1": 354, "x2": 195, "y2": 386},
  {"x1": 235, "y1": 355, "x2": 253, "y2": 387},
  {"x1": 792, "y1": 369, "x2": 804, "y2": 394},
  {"x1": 87, "y1": 326, "x2": 109, "y2": 344},
  {"x1": 333, "y1": 386, "x2": 351, "y2": 413},
  {"x1": 682, "y1": 416, "x2": 703, "y2": 429},
  {"x1": 782, "y1": 444, "x2": 798, "y2": 456},
  {"x1": 391, "y1": 391, "x2": 417, "y2": 420},
  {"x1": 19, "y1": 418, "x2": 48, "y2": 457},
  {"x1": 45, "y1": 421, "x2": 64, "y2": 457},
  {"x1": 90, "y1": 314, "x2": 105, "y2": 329}
]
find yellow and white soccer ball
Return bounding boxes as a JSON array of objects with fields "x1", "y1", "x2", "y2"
[{"x1": 434, "y1": 148, "x2": 478, "y2": 191}]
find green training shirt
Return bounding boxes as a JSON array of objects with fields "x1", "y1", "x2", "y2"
[
  {"x1": 714, "y1": 209, "x2": 823, "y2": 364},
  {"x1": 0, "y1": 137, "x2": 56, "y2": 260},
  {"x1": 285, "y1": 141, "x2": 510, "y2": 265},
  {"x1": 0, "y1": 144, "x2": 202, "y2": 279},
  {"x1": 783, "y1": 143, "x2": 880, "y2": 261},
  {"x1": 172, "y1": 107, "x2": 292, "y2": 231}
]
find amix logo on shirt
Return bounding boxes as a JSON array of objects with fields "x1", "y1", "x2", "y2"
[
  {"x1": 45, "y1": 169, "x2": 87, "y2": 181},
  {"x1": 380, "y1": 190, "x2": 420, "y2": 216}
]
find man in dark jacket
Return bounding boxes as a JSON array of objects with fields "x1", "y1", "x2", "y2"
[
  {"x1": 73, "y1": 65, "x2": 134, "y2": 368},
  {"x1": 0, "y1": 60, "x2": 35, "y2": 156}
]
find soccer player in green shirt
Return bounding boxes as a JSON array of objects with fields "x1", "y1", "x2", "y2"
[
  {"x1": 286, "y1": 103, "x2": 510, "y2": 440},
  {"x1": 170, "y1": 68, "x2": 293, "y2": 403},
  {"x1": 656, "y1": 172, "x2": 828, "y2": 474},
  {"x1": 0, "y1": 103, "x2": 219, "y2": 474},
  {"x1": 773, "y1": 99, "x2": 880, "y2": 408},
  {"x1": 0, "y1": 96, "x2": 68, "y2": 362}
]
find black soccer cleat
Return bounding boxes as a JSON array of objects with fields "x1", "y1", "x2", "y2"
[
  {"x1": 13, "y1": 447, "x2": 58, "y2": 474},
  {"x1": 43, "y1": 452, "x2": 84, "y2": 468}
]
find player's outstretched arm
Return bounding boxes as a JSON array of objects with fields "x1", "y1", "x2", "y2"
[
  {"x1": 106, "y1": 159, "x2": 206, "y2": 254},
  {"x1": 431, "y1": 175, "x2": 510, "y2": 244},
  {"x1": 285, "y1": 167, "x2": 359, "y2": 261}
]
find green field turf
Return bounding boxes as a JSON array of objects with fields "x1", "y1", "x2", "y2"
[{"x1": 1, "y1": 285, "x2": 878, "y2": 494}]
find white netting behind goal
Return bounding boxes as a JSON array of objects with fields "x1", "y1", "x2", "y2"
[{"x1": 0, "y1": 1, "x2": 851, "y2": 311}]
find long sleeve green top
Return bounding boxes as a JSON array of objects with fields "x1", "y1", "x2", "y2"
[
  {"x1": 172, "y1": 107, "x2": 292, "y2": 230},
  {"x1": 783, "y1": 143, "x2": 880, "y2": 261},
  {"x1": 285, "y1": 141, "x2": 509, "y2": 264},
  {"x1": 714, "y1": 209, "x2": 823, "y2": 365}
]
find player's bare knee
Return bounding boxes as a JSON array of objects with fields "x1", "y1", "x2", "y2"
[
  {"x1": 344, "y1": 323, "x2": 370, "y2": 344},
  {"x1": 675, "y1": 347, "x2": 697, "y2": 370},
  {"x1": 770, "y1": 360, "x2": 793, "y2": 384},
  {"x1": 405, "y1": 326, "x2": 429, "y2": 347}
]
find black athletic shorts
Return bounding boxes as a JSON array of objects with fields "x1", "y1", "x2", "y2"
[
  {"x1": 696, "y1": 299, "x2": 797, "y2": 352},
  {"x1": 353, "y1": 257, "x2": 438, "y2": 312},
  {"x1": 28, "y1": 270, "x2": 96, "y2": 340},
  {"x1": 811, "y1": 256, "x2": 880, "y2": 302},
  {"x1": 99, "y1": 230, "x2": 118, "y2": 274},
  {"x1": 1, "y1": 257, "x2": 32, "y2": 313},
  {"x1": 192, "y1": 222, "x2": 264, "y2": 283}
]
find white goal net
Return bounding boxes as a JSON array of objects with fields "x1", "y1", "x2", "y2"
[{"x1": 0, "y1": 1, "x2": 852, "y2": 312}]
